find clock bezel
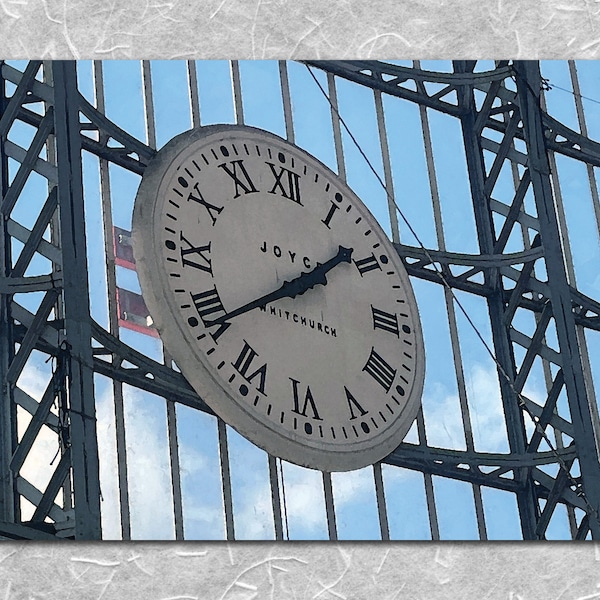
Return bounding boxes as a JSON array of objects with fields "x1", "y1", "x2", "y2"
[{"x1": 133, "y1": 124, "x2": 425, "y2": 472}]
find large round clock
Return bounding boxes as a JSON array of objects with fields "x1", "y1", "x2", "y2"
[{"x1": 132, "y1": 124, "x2": 425, "y2": 472}]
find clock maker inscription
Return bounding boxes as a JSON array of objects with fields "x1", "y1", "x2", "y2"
[{"x1": 133, "y1": 125, "x2": 424, "y2": 471}]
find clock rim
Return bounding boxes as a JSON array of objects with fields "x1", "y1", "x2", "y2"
[{"x1": 132, "y1": 123, "x2": 425, "y2": 472}]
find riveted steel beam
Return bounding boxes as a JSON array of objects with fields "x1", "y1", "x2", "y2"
[{"x1": 514, "y1": 61, "x2": 600, "y2": 539}]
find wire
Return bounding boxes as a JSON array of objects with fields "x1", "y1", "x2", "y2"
[
  {"x1": 304, "y1": 62, "x2": 600, "y2": 536},
  {"x1": 278, "y1": 457, "x2": 290, "y2": 540},
  {"x1": 546, "y1": 80, "x2": 600, "y2": 107}
]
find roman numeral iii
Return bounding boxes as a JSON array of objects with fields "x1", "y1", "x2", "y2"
[
  {"x1": 371, "y1": 306, "x2": 399, "y2": 336},
  {"x1": 362, "y1": 347, "x2": 396, "y2": 393}
]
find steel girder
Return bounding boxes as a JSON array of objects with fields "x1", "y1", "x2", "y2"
[
  {"x1": 308, "y1": 59, "x2": 600, "y2": 539},
  {"x1": 2, "y1": 60, "x2": 600, "y2": 539},
  {"x1": 0, "y1": 61, "x2": 101, "y2": 539}
]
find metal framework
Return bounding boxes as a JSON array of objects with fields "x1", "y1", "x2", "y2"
[{"x1": 2, "y1": 59, "x2": 600, "y2": 540}]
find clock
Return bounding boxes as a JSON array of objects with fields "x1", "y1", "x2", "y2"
[{"x1": 132, "y1": 124, "x2": 425, "y2": 472}]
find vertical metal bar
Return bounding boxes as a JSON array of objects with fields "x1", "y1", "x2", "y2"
[
  {"x1": 256, "y1": 59, "x2": 299, "y2": 541},
  {"x1": 93, "y1": 59, "x2": 132, "y2": 541},
  {"x1": 569, "y1": 61, "x2": 600, "y2": 241},
  {"x1": 322, "y1": 471, "x2": 338, "y2": 540},
  {"x1": 416, "y1": 406, "x2": 440, "y2": 540},
  {"x1": 166, "y1": 400, "x2": 184, "y2": 539},
  {"x1": 566, "y1": 61, "x2": 600, "y2": 455},
  {"x1": 372, "y1": 88, "x2": 398, "y2": 540},
  {"x1": 279, "y1": 61, "x2": 294, "y2": 144},
  {"x1": 44, "y1": 61, "x2": 75, "y2": 523},
  {"x1": 268, "y1": 455, "x2": 283, "y2": 540},
  {"x1": 413, "y1": 59, "x2": 487, "y2": 539},
  {"x1": 373, "y1": 89, "x2": 400, "y2": 243},
  {"x1": 52, "y1": 60, "x2": 102, "y2": 539},
  {"x1": 187, "y1": 61, "x2": 201, "y2": 129},
  {"x1": 415, "y1": 69, "x2": 487, "y2": 540},
  {"x1": 514, "y1": 60, "x2": 600, "y2": 539},
  {"x1": 231, "y1": 61, "x2": 244, "y2": 125},
  {"x1": 0, "y1": 59, "x2": 18, "y2": 525},
  {"x1": 326, "y1": 72, "x2": 346, "y2": 180},
  {"x1": 535, "y1": 85, "x2": 578, "y2": 537},
  {"x1": 142, "y1": 59, "x2": 184, "y2": 539},
  {"x1": 141, "y1": 61, "x2": 157, "y2": 149},
  {"x1": 372, "y1": 462, "x2": 390, "y2": 540},
  {"x1": 505, "y1": 102, "x2": 566, "y2": 537},
  {"x1": 218, "y1": 419, "x2": 235, "y2": 540},
  {"x1": 454, "y1": 60, "x2": 539, "y2": 539},
  {"x1": 322, "y1": 70, "x2": 346, "y2": 538},
  {"x1": 191, "y1": 60, "x2": 237, "y2": 542}
]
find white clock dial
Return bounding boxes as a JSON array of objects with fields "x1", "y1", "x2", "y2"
[{"x1": 133, "y1": 124, "x2": 425, "y2": 472}]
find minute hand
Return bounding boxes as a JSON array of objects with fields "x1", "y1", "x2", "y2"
[{"x1": 205, "y1": 245, "x2": 353, "y2": 327}]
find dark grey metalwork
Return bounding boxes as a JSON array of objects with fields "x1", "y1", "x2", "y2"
[
  {"x1": 2, "y1": 59, "x2": 600, "y2": 539},
  {"x1": 1, "y1": 61, "x2": 102, "y2": 539}
]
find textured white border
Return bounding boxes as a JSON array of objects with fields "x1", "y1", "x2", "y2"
[
  {"x1": 1, "y1": 542, "x2": 599, "y2": 597},
  {"x1": 0, "y1": 0, "x2": 597, "y2": 59},
  {"x1": 1, "y1": 2, "x2": 598, "y2": 599}
]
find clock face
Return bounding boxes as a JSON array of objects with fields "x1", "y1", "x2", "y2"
[{"x1": 133, "y1": 124, "x2": 425, "y2": 472}]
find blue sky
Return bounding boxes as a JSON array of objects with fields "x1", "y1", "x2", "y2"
[{"x1": 8, "y1": 59, "x2": 600, "y2": 540}]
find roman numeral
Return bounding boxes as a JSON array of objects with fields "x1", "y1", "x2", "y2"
[
  {"x1": 321, "y1": 201, "x2": 340, "y2": 229},
  {"x1": 191, "y1": 286, "x2": 230, "y2": 342},
  {"x1": 371, "y1": 306, "x2": 399, "y2": 336},
  {"x1": 344, "y1": 387, "x2": 368, "y2": 420},
  {"x1": 353, "y1": 253, "x2": 382, "y2": 276},
  {"x1": 180, "y1": 232, "x2": 212, "y2": 274},
  {"x1": 218, "y1": 160, "x2": 259, "y2": 198},
  {"x1": 187, "y1": 182, "x2": 223, "y2": 226},
  {"x1": 232, "y1": 340, "x2": 268, "y2": 395},
  {"x1": 290, "y1": 378, "x2": 322, "y2": 420},
  {"x1": 266, "y1": 162, "x2": 302, "y2": 205},
  {"x1": 362, "y1": 347, "x2": 396, "y2": 393}
]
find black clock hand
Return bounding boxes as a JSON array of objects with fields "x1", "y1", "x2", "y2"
[{"x1": 205, "y1": 245, "x2": 353, "y2": 327}]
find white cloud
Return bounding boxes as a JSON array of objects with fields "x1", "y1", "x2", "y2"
[
  {"x1": 15, "y1": 362, "x2": 62, "y2": 520},
  {"x1": 422, "y1": 363, "x2": 515, "y2": 454},
  {"x1": 234, "y1": 481, "x2": 275, "y2": 539},
  {"x1": 422, "y1": 380, "x2": 468, "y2": 451},
  {"x1": 97, "y1": 386, "x2": 229, "y2": 540},
  {"x1": 95, "y1": 384, "x2": 123, "y2": 540},
  {"x1": 15, "y1": 359, "x2": 549, "y2": 540},
  {"x1": 466, "y1": 364, "x2": 511, "y2": 453}
]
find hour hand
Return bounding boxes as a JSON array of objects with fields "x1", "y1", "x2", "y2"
[
  {"x1": 204, "y1": 245, "x2": 353, "y2": 327},
  {"x1": 278, "y1": 245, "x2": 353, "y2": 300}
]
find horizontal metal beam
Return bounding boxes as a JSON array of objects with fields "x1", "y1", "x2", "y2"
[
  {"x1": 91, "y1": 321, "x2": 214, "y2": 414},
  {"x1": 310, "y1": 61, "x2": 600, "y2": 169},
  {"x1": 0, "y1": 520, "x2": 60, "y2": 541}
]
